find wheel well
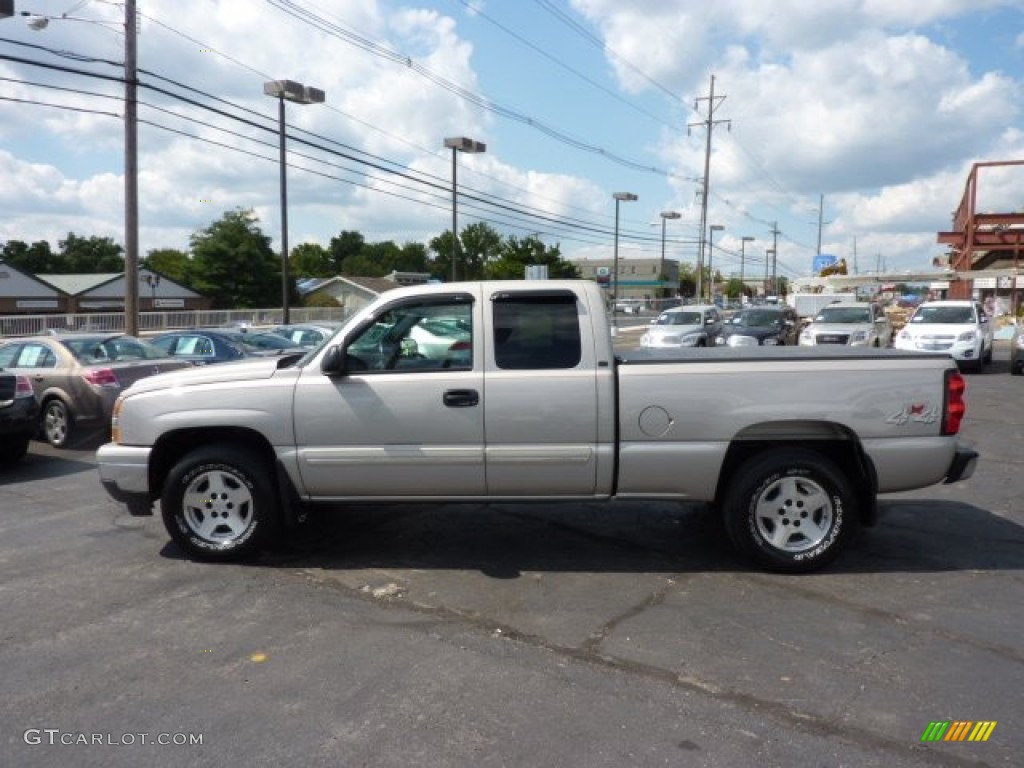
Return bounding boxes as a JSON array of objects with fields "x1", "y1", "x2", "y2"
[
  {"x1": 150, "y1": 427, "x2": 277, "y2": 500},
  {"x1": 716, "y1": 427, "x2": 878, "y2": 526}
]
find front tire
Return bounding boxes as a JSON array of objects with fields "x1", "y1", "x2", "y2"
[
  {"x1": 0, "y1": 433, "x2": 31, "y2": 463},
  {"x1": 722, "y1": 449, "x2": 858, "y2": 573},
  {"x1": 161, "y1": 444, "x2": 279, "y2": 561}
]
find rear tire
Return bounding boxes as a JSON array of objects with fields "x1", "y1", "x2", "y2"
[
  {"x1": 161, "y1": 444, "x2": 279, "y2": 562},
  {"x1": 42, "y1": 399, "x2": 73, "y2": 448},
  {"x1": 722, "y1": 449, "x2": 858, "y2": 573}
]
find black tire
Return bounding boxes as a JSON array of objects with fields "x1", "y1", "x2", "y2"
[
  {"x1": 42, "y1": 398, "x2": 73, "y2": 448},
  {"x1": 0, "y1": 433, "x2": 31, "y2": 463},
  {"x1": 1012, "y1": 361, "x2": 1023, "y2": 376},
  {"x1": 161, "y1": 444, "x2": 279, "y2": 562},
  {"x1": 983, "y1": 344, "x2": 993, "y2": 364},
  {"x1": 722, "y1": 449, "x2": 858, "y2": 573}
]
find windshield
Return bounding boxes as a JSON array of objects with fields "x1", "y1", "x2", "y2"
[
  {"x1": 655, "y1": 311, "x2": 702, "y2": 326},
  {"x1": 816, "y1": 307, "x2": 871, "y2": 324},
  {"x1": 733, "y1": 310, "x2": 782, "y2": 328},
  {"x1": 912, "y1": 306, "x2": 975, "y2": 324}
]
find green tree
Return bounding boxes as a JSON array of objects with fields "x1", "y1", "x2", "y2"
[
  {"x1": 724, "y1": 277, "x2": 747, "y2": 299},
  {"x1": 290, "y1": 242, "x2": 331, "y2": 278},
  {"x1": 188, "y1": 209, "x2": 279, "y2": 309},
  {"x1": 328, "y1": 231, "x2": 365, "y2": 274},
  {"x1": 429, "y1": 222, "x2": 504, "y2": 281},
  {"x1": 395, "y1": 241, "x2": 430, "y2": 273},
  {"x1": 59, "y1": 233, "x2": 124, "y2": 273},
  {"x1": 677, "y1": 262, "x2": 698, "y2": 299},
  {"x1": 144, "y1": 248, "x2": 190, "y2": 284},
  {"x1": 485, "y1": 234, "x2": 577, "y2": 280},
  {"x1": 1, "y1": 239, "x2": 60, "y2": 274}
]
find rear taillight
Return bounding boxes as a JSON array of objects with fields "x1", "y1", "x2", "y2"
[
  {"x1": 448, "y1": 341, "x2": 471, "y2": 352},
  {"x1": 943, "y1": 369, "x2": 966, "y2": 435},
  {"x1": 83, "y1": 368, "x2": 120, "y2": 387},
  {"x1": 14, "y1": 374, "x2": 34, "y2": 399}
]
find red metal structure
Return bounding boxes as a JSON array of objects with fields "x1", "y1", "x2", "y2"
[{"x1": 937, "y1": 160, "x2": 1024, "y2": 306}]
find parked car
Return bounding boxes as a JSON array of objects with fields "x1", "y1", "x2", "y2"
[
  {"x1": 149, "y1": 328, "x2": 302, "y2": 365},
  {"x1": 640, "y1": 304, "x2": 722, "y2": 348},
  {"x1": 715, "y1": 305, "x2": 800, "y2": 347},
  {"x1": 272, "y1": 323, "x2": 343, "y2": 349},
  {"x1": 238, "y1": 331, "x2": 306, "y2": 354},
  {"x1": 893, "y1": 300, "x2": 993, "y2": 372},
  {"x1": 0, "y1": 369, "x2": 38, "y2": 463},
  {"x1": 799, "y1": 302, "x2": 893, "y2": 348},
  {"x1": 614, "y1": 297, "x2": 644, "y2": 314},
  {"x1": 0, "y1": 334, "x2": 193, "y2": 447},
  {"x1": 1011, "y1": 324, "x2": 1023, "y2": 376}
]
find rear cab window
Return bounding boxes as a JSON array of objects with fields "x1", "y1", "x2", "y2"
[{"x1": 492, "y1": 291, "x2": 581, "y2": 370}]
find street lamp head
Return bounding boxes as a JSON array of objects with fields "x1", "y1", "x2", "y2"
[
  {"x1": 660, "y1": 211, "x2": 681, "y2": 220},
  {"x1": 613, "y1": 192, "x2": 638, "y2": 202},
  {"x1": 741, "y1": 236, "x2": 755, "y2": 242},
  {"x1": 263, "y1": 79, "x2": 325, "y2": 105},
  {"x1": 709, "y1": 224, "x2": 724, "y2": 232},
  {"x1": 444, "y1": 136, "x2": 486, "y2": 154}
]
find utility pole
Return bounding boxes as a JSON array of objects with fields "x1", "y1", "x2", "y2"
[
  {"x1": 688, "y1": 74, "x2": 730, "y2": 302},
  {"x1": 816, "y1": 193, "x2": 824, "y2": 256},
  {"x1": 852, "y1": 236, "x2": 858, "y2": 274},
  {"x1": 770, "y1": 221, "x2": 780, "y2": 296},
  {"x1": 124, "y1": 0, "x2": 139, "y2": 336}
]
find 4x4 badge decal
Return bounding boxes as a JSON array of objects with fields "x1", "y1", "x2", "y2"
[{"x1": 886, "y1": 403, "x2": 939, "y2": 425}]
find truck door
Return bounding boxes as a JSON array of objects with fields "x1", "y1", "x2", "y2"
[
  {"x1": 292, "y1": 292, "x2": 486, "y2": 497},
  {"x1": 484, "y1": 289, "x2": 600, "y2": 496}
]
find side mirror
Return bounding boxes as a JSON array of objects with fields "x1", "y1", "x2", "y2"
[
  {"x1": 321, "y1": 345, "x2": 369, "y2": 375},
  {"x1": 321, "y1": 345, "x2": 344, "y2": 375}
]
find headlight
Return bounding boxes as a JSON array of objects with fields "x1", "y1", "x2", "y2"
[
  {"x1": 799, "y1": 330, "x2": 813, "y2": 343},
  {"x1": 957, "y1": 331, "x2": 977, "y2": 342},
  {"x1": 714, "y1": 335, "x2": 726, "y2": 345},
  {"x1": 678, "y1": 335, "x2": 702, "y2": 347},
  {"x1": 850, "y1": 330, "x2": 868, "y2": 343},
  {"x1": 762, "y1": 338, "x2": 780, "y2": 345},
  {"x1": 1015, "y1": 334, "x2": 1024, "y2": 350}
]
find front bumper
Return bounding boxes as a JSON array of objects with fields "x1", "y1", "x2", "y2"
[{"x1": 96, "y1": 442, "x2": 153, "y2": 514}]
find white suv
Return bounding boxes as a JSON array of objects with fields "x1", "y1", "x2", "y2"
[
  {"x1": 640, "y1": 304, "x2": 723, "y2": 348},
  {"x1": 893, "y1": 300, "x2": 993, "y2": 372},
  {"x1": 799, "y1": 302, "x2": 893, "y2": 347}
]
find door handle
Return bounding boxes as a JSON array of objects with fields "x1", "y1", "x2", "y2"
[{"x1": 443, "y1": 389, "x2": 479, "y2": 408}]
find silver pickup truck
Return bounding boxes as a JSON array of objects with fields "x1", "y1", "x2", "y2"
[{"x1": 96, "y1": 280, "x2": 977, "y2": 573}]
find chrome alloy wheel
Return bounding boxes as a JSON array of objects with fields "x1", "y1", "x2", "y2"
[
  {"x1": 181, "y1": 467, "x2": 255, "y2": 545},
  {"x1": 752, "y1": 475, "x2": 834, "y2": 553}
]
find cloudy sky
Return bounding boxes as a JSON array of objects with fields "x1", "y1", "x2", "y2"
[{"x1": 2, "y1": 0, "x2": 1023, "y2": 284}]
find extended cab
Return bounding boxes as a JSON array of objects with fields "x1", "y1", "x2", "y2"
[{"x1": 96, "y1": 281, "x2": 977, "y2": 573}]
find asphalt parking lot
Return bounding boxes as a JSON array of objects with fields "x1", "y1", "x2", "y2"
[{"x1": 1, "y1": 344, "x2": 1021, "y2": 767}]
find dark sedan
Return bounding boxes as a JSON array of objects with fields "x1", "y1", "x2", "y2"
[
  {"x1": 0, "y1": 334, "x2": 193, "y2": 447},
  {"x1": 0, "y1": 369, "x2": 39, "y2": 463},
  {"x1": 149, "y1": 328, "x2": 303, "y2": 365},
  {"x1": 714, "y1": 306, "x2": 800, "y2": 347}
]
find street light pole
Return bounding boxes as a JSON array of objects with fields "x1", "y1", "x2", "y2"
[
  {"x1": 264, "y1": 79, "x2": 325, "y2": 325},
  {"x1": 611, "y1": 192, "x2": 638, "y2": 331},
  {"x1": 765, "y1": 249, "x2": 775, "y2": 297},
  {"x1": 659, "y1": 211, "x2": 681, "y2": 300},
  {"x1": 707, "y1": 224, "x2": 724, "y2": 303},
  {"x1": 739, "y1": 236, "x2": 754, "y2": 297},
  {"x1": 443, "y1": 136, "x2": 486, "y2": 282}
]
